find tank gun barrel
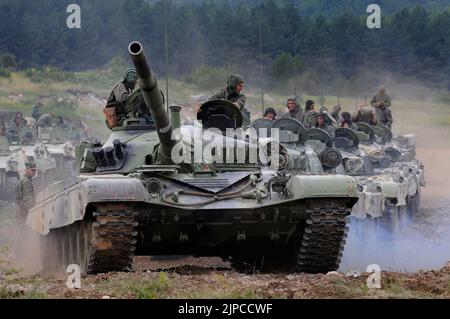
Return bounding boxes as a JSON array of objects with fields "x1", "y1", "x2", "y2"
[{"x1": 128, "y1": 41, "x2": 174, "y2": 163}]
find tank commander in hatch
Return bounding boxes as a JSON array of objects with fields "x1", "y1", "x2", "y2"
[
  {"x1": 209, "y1": 74, "x2": 251, "y2": 127},
  {"x1": 370, "y1": 86, "x2": 393, "y2": 127},
  {"x1": 104, "y1": 68, "x2": 138, "y2": 128}
]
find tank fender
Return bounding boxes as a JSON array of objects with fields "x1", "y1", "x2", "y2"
[{"x1": 287, "y1": 175, "x2": 358, "y2": 199}]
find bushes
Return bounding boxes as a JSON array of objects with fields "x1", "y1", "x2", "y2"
[
  {"x1": 187, "y1": 65, "x2": 228, "y2": 90},
  {"x1": 0, "y1": 53, "x2": 17, "y2": 78},
  {"x1": 24, "y1": 67, "x2": 75, "y2": 83}
]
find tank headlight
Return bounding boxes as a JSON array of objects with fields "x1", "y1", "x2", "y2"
[{"x1": 146, "y1": 178, "x2": 163, "y2": 198}]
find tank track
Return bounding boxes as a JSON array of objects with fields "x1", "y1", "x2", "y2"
[
  {"x1": 296, "y1": 199, "x2": 351, "y2": 273},
  {"x1": 86, "y1": 204, "x2": 138, "y2": 274}
]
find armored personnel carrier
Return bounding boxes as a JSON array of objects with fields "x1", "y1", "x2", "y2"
[{"x1": 29, "y1": 42, "x2": 359, "y2": 275}]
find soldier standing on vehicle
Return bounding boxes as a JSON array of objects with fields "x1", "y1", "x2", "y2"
[
  {"x1": 370, "y1": 86, "x2": 393, "y2": 126},
  {"x1": 16, "y1": 162, "x2": 36, "y2": 224},
  {"x1": 280, "y1": 96, "x2": 304, "y2": 122},
  {"x1": 209, "y1": 74, "x2": 251, "y2": 127},
  {"x1": 31, "y1": 102, "x2": 43, "y2": 122}
]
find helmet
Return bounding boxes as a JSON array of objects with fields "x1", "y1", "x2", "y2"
[
  {"x1": 305, "y1": 100, "x2": 315, "y2": 111},
  {"x1": 264, "y1": 108, "x2": 277, "y2": 118},
  {"x1": 227, "y1": 74, "x2": 244, "y2": 92},
  {"x1": 123, "y1": 68, "x2": 138, "y2": 83}
]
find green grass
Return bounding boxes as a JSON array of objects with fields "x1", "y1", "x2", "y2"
[{"x1": 99, "y1": 272, "x2": 170, "y2": 299}]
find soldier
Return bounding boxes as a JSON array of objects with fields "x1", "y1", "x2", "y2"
[
  {"x1": 280, "y1": 96, "x2": 304, "y2": 122},
  {"x1": 6, "y1": 112, "x2": 27, "y2": 142},
  {"x1": 303, "y1": 100, "x2": 318, "y2": 129},
  {"x1": 105, "y1": 68, "x2": 138, "y2": 127},
  {"x1": 36, "y1": 112, "x2": 57, "y2": 128},
  {"x1": 316, "y1": 113, "x2": 335, "y2": 138},
  {"x1": 353, "y1": 106, "x2": 377, "y2": 126},
  {"x1": 31, "y1": 102, "x2": 43, "y2": 122},
  {"x1": 209, "y1": 74, "x2": 251, "y2": 127},
  {"x1": 370, "y1": 86, "x2": 393, "y2": 125},
  {"x1": 378, "y1": 107, "x2": 393, "y2": 128},
  {"x1": 340, "y1": 112, "x2": 359, "y2": 131},
  {"x1": 263, "y1": 108, "x2": 277, "y2": 121},
  {"x1": 16, "y1": 162, "x2": 36, "y2": 224}
]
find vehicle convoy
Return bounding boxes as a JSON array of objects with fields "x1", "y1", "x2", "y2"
[
  {"x1": 28, "y1": 42, "x2": 359, "y2": 275},
  {"x1": 333, "y1": 123, "x2": 425, "y2": 219},
  {"x1": 252, "y1": 117, "x2": 425, "y2": 220}
]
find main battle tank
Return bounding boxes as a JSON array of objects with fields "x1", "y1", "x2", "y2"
[
  {"x1": 332, "y1": 123, "x2": 425, "y2": 218},
  {"x1": 29, "y1": 42, "x2": 358, "y2": 275}
]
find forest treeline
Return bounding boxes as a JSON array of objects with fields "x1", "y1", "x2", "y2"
[{"x1": 1, "y1": 0, "x2": 450, "y2": 90}]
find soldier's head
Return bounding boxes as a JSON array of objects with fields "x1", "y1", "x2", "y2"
[
  {"x1": 286, "y1": 96, "x2": 298, "y2": 112},
  {"x1": 123, "y1": 68, "x2": 138, "y2": 90},
  {"x1": 227, "y1": 74, "x2": 245, "y2": 94},
  {"x1": 264, "y1": 108, "x2": 277, "y2": 121},
  {"x1": 14, "y1": 112, "x2": 23, "y2": 124},
  {"x1": 341, "y1": 112, "x2": 352, "y2": 123},
  {"x1": 25, "y1": 162, "x2": 37, "y2": 178},
  {"x1": 317, "y1": 113, "x2": 326, "y2": 127},
  {"x1": 378, "y1": 86, "x2": 386, "y2": 96},
  {"x1": 36, "y1": 102, "x2": 43, "y2": 108},
  {"x1": 305, "y1": 100, "x2": 315, "y2": 112}
]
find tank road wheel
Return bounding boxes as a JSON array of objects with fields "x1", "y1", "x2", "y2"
[
  {"x1": 407, "y1": 193, "x2": 421, "y2": 215},
  {"x1": 295, "y1": 199, "x2": 351, "y2": 273},
  {"x1": 86, "y1": 204, "x2": 138, "y2": 274}
]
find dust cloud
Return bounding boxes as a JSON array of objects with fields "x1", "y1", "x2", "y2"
[{"x1": 340, "y1": 82, "x2": 450, "y2": 273}]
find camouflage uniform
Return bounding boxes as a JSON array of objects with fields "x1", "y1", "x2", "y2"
[
  {"x1": 370, "y1": 93, "x2": 392, "y2": 125},
  {"x1": 107, "y1": 69, "x2": 138, "y2": 126},
  {"x1": 6, "y1": 117, "x2": 27, "y2": 142},
  {"x1": 281, "y1": 96, "x2": 304, "y2": 122},
  {"x1": 316, "y1": 114, "x2": 335, "y2": 138},
  {"x1": 353, "y1": 107, "x2": 377, "y2": 126},
  {"x1": 378, "y1": 107, "x2": 393, "y2": 128},
  {"x1": 31, "y1": 103, "x2": 43, "y2": 122},
  {"x1": 210, "y1": 74, "x2": 251, "y2": 127},
  {"x1": 36, "y1": 113, "x2": 57, "y2": 128},
  {"x1": 303, "y1": 110, "x2": 318, "y2": 129},
  {"x1": 16, "y1": 165, "x2": 35, "y2": 223}
]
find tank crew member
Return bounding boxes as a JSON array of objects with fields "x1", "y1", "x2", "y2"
[
  {"x1": 353, "y1": 106, "x2": 377, "y2": 126},
  {"x1": 280, "y1": 95, "x2": 304, "y2": 122},
  {"x1": 370, "y1": 86, "x2": 392, "y2": 125},
  {"x1": 303, "y1": 100, "x2": 318, "y2": 129},
  {"x1": 105, "y1": 68, "x2": 138, "y2": 128},
  {"x1": 6, "y1": 112, "x2": 27, "y2": 141},
  {"x1": 340, "y1": 112, "x2": 359, "y2": 130},
  {"x1": 31, "y1": 102, "x2": 43, "y2": 122},
  {"x1": 316, "y1": 113, "x2": 335, "y2": 138},
  {"x1": 36, "y1": 113, "x2": 57, "y2": 128},
  {"x1": 209, "y1": 74, "x2": 251, "y2": 127},
  {"x1": 264, "y1": 108, "x2": 277, "y2": 121},
  {"x1": 16, "y1": 162, "x2": 36, "y2": 224}
]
